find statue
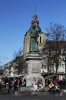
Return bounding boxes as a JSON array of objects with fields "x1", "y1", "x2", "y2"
[
  {"x1": 27, "y1": 14, "x2": 41, "y2": 53},
  {"x1": 29, "y1": 24, "x2": 38, "y2": 53}
]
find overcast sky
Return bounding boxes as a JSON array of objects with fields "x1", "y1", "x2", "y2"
[{"x1": 0, "y1": 0, "x2": 66, "y2": 66}]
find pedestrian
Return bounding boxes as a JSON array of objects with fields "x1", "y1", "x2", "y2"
[
  {"x1": 54, "y1": 83, "x2": 60, "y2": 94},
  {"x1": 32, "y1": 77, "x2": 38, "y2": 91},
  {"x1": 37, "y1": 78, "x2": 43, "y2": 91},
  {"x1": 48, "y1": 81, "x2": 55, "y2": 94}
]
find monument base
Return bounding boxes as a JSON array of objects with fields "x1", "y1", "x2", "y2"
[
  {"x1": 25, "y1": 53, "x2": 45, "y2": 88},
  {"x1": 26, "y1": 73, "x2": 45, "y2": 88}
]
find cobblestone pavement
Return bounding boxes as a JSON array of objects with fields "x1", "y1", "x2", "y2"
[
  {"x1": 0, "y1": 94, "x2": 66, "y2": 100},
  {"x1": 0, "y1": 87, "x2": 66, "y2": 100}
]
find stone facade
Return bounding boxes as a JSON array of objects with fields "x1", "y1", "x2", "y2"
[
  {"x1": 23, "y1": 32, "x2": 30, "y2": 57},
  {"x1": 37, "y1": 32, "x2": 46, "y2": 52}
]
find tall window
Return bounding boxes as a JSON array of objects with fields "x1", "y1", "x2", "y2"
[{"x1": 40, "y1": 36, "x2": 41, "y2": 43}]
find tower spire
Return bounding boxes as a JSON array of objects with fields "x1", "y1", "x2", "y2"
[
  {"x1": 35, "y1": 6, "x2": 36, "y2": 15},
  {"x1": 34, "y1": 0, "x2": 39, "y2": 15}
]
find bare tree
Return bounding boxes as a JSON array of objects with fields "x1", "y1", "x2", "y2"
[
  {"x1": 42, "y1": 23, "x2": 66, "y2": 75},
  {"x1": 13, "y1": 48, "x2": 27, "y2": 74},
  {"x1": 13, "y1": 48, "x2": 23, "y2": 59},
  {"x1": 46, "y1": 23, "x2": 66, "y2": 41},
  {"x1": 14, "y1": 56, "x2": 27, "y2": 74}
]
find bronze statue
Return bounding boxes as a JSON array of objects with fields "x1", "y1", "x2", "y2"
[
  {"x1": 28, "y1": 15, "x2": 41, "y2": 53},
  {"x1": 29, "y1": 25, "x2": 38, "y2": 53}
]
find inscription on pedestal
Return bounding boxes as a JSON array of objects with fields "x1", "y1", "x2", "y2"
[{"x1": 32, "y1": 63, "x2": 41, "y2": 73}]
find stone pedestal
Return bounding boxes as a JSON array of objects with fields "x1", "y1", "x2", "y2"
[
  {"x1": 26, "y1": 73, "x2": 45, "y2": 87},
  {"x1": 25, "y1": 53, "x2": 45, "y2": 87}
]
